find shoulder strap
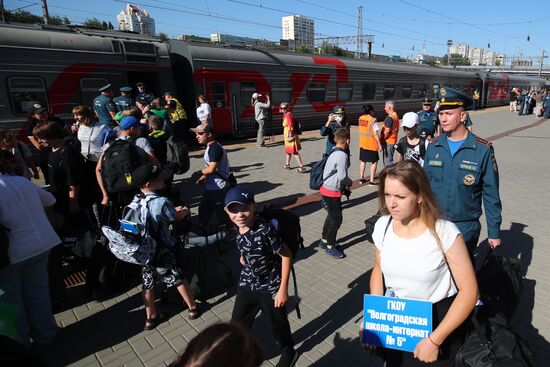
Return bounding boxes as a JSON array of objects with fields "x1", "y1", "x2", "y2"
[
  {"x1": 381, "y1": 216, "x2": 393, "y2": 248},
  {"x1": 419, "y1": 137, "x2": 426, "y2": 156},
  {"x1": 321, "y1": 148, "x2": 344, "y2": 183}
]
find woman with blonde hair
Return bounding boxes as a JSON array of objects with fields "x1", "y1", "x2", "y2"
[
  {"x1": 280, "y1": 102, "x2": 306, "y2": 173},
  {"x1": 366, "y1": 160, "x2": 478, "y2": 366}
]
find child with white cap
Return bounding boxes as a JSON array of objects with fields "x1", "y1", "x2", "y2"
[{"x1": 394, "y1": 112, "x2": 429, "y2": 167}]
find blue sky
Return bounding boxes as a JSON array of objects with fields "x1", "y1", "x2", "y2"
[{"x1": 5, "y1": 0, "x2": 550, "y2": 61}]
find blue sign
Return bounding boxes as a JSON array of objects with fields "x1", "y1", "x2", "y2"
[{"x1": 362, "y1": 295, "x2": 433, "y2": 352}]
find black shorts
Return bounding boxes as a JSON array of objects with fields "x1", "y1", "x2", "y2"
[{"x1": 359, "y1": 148, "x2": 379, "y2": 163}]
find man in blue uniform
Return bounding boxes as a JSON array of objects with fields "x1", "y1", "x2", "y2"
[
  {"x1": 416, "y1": 98, "x2": 438, "y2": 139},
  {"x1": 543, "y1": 90, "x2": 550, "y2": 119},
  {"x1": 424, "y1": 87, "x2": 502, "y2": 254},
  {"x1": 136, "y1": 82, "x2": 154, "y2": 104},
  {"x1": 113, "y1": 86, "x2": 134, "y2": 112},
  {"x1": 93, "y1": 84, "x2": 116, "y2": 127}
]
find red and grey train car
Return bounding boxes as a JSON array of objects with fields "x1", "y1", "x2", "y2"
[{"x1": 0, "y1": 23, "x2": 546, "y2": 138}]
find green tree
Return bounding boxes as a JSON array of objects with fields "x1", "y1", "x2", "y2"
[
  {"x1": 441, "y1": 53, "x2": 471, "y2": 66},
  {"x1": 495, "y1": 59, "x2": 502, "y2": 67},
  {"x1": 83, "y1": 18, "x2": 108, "y2": 30},
  {"x1": 5, "y1": 10, "x2": 42, "y2": 24},
  {"x1": 318, "y1": 42, "x2": 346, "y2": 56},
  {"x1": 158, "y1": 32, "x2": 169, "y2": 42},
  {"x1": 296, "y1": 44, "x2": 312, "y2": 53}
]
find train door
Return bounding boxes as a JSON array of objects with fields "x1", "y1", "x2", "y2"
[
  {"x1": 231, "y1": 81, "x2": 256, "y2": 136},
  {"x1": 205, "y1": 80, "x2": 233, "y2": 135}
]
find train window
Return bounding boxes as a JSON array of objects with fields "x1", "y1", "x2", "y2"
[
  {"x1": 211, "y1": 82, "x2": 226, "y2": 108},
  {"x1": 8, "y1": 77, "x2": 49, "y2": 116},
  {"x1": 383, "y1": 85, "x2": 395, "y2": 100},
  {"x1": 338, "y1": 83, "x2": 353, "y2": 102},
  {"x1": 400, "y1": 85, "x2": 412, "y2": 99},
  {"x1": 417, "y1": 85, "x2": 427, "y2": 98},
  {"x1": 307, "y1": 83, "x2": 326, "y2": 102},
  {"x1": 80, "y1": 78, "x2": 109, "y2": 107},
  {"x1": 240, "y1": 81, "x2": 257, "y2": 106},
  {"x1": 112, "y1": 40, "x2": 121, "y2": 54},
  {"x1": 271, "y1": 82, "x2": 293, "y2": 105},
  {"x1": 362, "y1": 83, "x2": 376, "y2": 100}
]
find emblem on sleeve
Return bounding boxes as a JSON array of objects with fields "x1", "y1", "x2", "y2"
[{"x1": 463, "y1": 174, "x2": 476, "y2": 185}]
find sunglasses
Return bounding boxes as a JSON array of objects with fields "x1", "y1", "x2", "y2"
[{"x1": 195, "y1": 132, "x2": 206, "y2": 135}]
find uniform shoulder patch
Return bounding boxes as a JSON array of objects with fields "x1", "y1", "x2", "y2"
[{"x1": 474, "y1": 135, "x2": 492, "y2": 147}]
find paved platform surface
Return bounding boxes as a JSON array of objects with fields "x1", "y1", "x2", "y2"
[{"x1": 43, "y1": 107, "x2": 550, "y2": 366}]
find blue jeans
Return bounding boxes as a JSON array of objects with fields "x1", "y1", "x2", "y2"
[{"x1": 0, "y1": 250, "x2": 59, "y2": 346}]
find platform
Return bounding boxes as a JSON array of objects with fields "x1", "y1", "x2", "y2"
[{"x1": 43, "y1": 107, "x2": 550, "y2": 366}]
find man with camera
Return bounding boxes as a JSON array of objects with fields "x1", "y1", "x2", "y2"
[{"x1": 252, "y1": 92, "x2": 270, "y2": 147}]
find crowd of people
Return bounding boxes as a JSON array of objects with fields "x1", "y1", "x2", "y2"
[
  {"x1": 509, "y1": 87, "x2": 550, "y2": 118},
  {"x1": 0, "y1": 82, "x2": 511, "y2": 367}
]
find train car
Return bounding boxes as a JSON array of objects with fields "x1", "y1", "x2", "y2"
[
  {"x1": 170, "y1": 40, "x2": 484, "y2": 137},
  {"x1": 0, "y1": 23, "x2": 175, "y2": 134},
  {"x1": 0, "y1": 24, "x2": 545, "y2": 139}
]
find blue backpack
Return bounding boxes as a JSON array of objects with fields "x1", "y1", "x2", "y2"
[{"x1": 309, "y1": 147, "x2": 344, "y2": 190}]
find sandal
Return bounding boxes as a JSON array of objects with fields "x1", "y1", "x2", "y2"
[
  {"x1": 144, "y1": 312, "x2": 165, "y2": 330},
  {"x1": 297, "y1": 167, "x2": 307, "y2": 173},
  {"x1": 188, "y1": 307, "x2": 201, "y2": 320},
  {"x1": 283, "y1": 164, "x2": 291, "y2": 169}
]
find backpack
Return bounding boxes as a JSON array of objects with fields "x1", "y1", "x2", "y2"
[
  {"x1": 258, "y1": 204, "x2": 304, "y2": 318},
  {"x1": 309, "y1": 147, "x2": 344, "y2": 190},
  {"x1": 165, "y1": 135, "x2": 190, "y2": 175},
  {"x1": 101, "y1": 138, "x2": 141, "y2": 193},
  {"x1": 101, "y1": 194, "x2": 160, "y2": 265},
  {"x1": 294, "y1": 120, "x2": 302, "y2": 135}
]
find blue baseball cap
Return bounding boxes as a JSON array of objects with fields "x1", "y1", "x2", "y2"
[
  {"x1": 224, "y1": 186, "x2": 255, "y2": 208},
  {"x1": 119, "y1": 116, "x2": 140, "y2": 130}
]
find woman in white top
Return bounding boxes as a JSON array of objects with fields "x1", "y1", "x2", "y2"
[
  {"x1": 196, "y1": 94, "x2": 212, "y2": 126},
  {"x1": 0, "y1": 150, "x2": 61, "y2": 346},
  {"x1": 368, "y1": 160, "x2": 478, "y2": 366}
]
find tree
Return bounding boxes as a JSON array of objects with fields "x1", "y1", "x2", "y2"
[
  {"x1": 108, "y1": 21, "x2": 114, "y2": 30},
  {"x1": 296, "y1": 44, "x2": 312, "y2": 53},
  {"x1": 495, "y1": 59, "x2": 502, "y2": 67},
  {"x1": 158, "y1": 32, "x2": 169, "y2": 42},
  {"x1": 318, "y1": 42, "x2": 346, "y2": 56},
  {"x1": 4, "y1": 9, "x2": 70, "y2": 25},
  {"x1": 83, "y1": 18, "x2": 109, "y2": 30},
  {"x1": 441, "y1": 53, "x2": 471, "y2": 66}
]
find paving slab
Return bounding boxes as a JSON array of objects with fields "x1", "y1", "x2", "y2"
[{"x1": 44, "y1": 107, "x2": 550, "y2": 366}]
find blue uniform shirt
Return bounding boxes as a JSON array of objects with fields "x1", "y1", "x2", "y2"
[
  {"x1": 112, "y1": 95, "x2": 134, "y2": 112},
  {"x1": 416, "y1": 110, "x2": 438, "y2": 137},
  {"x1": 424, "y1": 132, "x2": 502, "y2": 241},
  {"x1": 320, "y1": 122, "x2": 343, "y2": 155},
  {"x1": 93, "y1": 94, "x2": 116, "y2": 125}
]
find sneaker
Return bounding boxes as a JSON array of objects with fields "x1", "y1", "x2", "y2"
[
  {"x1": 318, "y1": 239, "x2": 328, "y2": 250},
  {"x1": 325, "y1": 245, "x2": 344, "y2": 259},
  {"x1": 276, "y1": 349, "x2": 298, "y2": 367},
  {"x1": 368, "y1": 180, "x2": 379, "y2": 186},
  {"x1": 359, "y1": 178, "x2": 368, "y2": 184}
]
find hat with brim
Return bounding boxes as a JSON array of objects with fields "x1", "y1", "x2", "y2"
[
  {"x1": 422, "y1": 98, "x2": 432, "y2": 105},
  {"x1": 131, "y1": 164, "x2": 173, "y2": 187},
  {"x1": 190, "y1": 122, "x2": 213, "y2": 134},
  {"x1": 436, "y1": 87, "x2": 472, "y2": 110},
  {"x1": 333, "y1": 105, "x2": 345, "y2": 114},
  {"x1": 136, "y1": 82, "x2": 144, "y2": 87},
  {"x1": 30, "y1": 104, "x2": 47, "y2": 115},
  {"x1": 119, "y1": 116, "x2": 140, "y2": 130},
  {"x1": 99, "y1": 83, "x2": 112, "y2": 92},
  {"x1": 402, "y1": 112, "x2": 419, "y2": 128},
  {"x1": 224, "y1": 186, "x2": 255, "y2": 208},
  {"x1": 120, "y1": 86, "x2": 132, "y2": 92}
]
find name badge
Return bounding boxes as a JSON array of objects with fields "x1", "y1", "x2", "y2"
[
  {"x1": 428, "y1": 160, "x2": 443, "y2": 167},
  {"x1": 362, "y1": 295, "x2": 433, "y2": 352}
]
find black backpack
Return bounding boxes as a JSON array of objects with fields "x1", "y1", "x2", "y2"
[
  {"x1": 101, "y1": 138, "x2": 141, "y2": 193},
  {"x1": 309, "y1": 147, "x2": 344, "y2": 190},
  {"x1": 165, "y1": 135, "x2": 190, "y2": 175},
  {"x1": 258, "y1": 204, "x2": 304, "y2": 318}
]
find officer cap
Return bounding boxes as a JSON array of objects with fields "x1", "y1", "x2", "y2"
[
  {"x1": 422, "y1": 98, "x2": 432, "y2": 105},
  {"x1": 163, "y1": 91, "x2": 173, "y2": 97},
  {"x1": 120, "y1": 86, "x2": 132, "y2": 93},
  {"x1": 99, "y1": 83, "x2": 112, "y2": 92},
  {"x1": 333, "y1": 105, "x2": 345, "y2": 114},
  {"x1": 436, "y1": 87, "x2": 472, "y2": 110},
  {"x1": 136, "y1": 82, "x2": 145, "y2": 87}
]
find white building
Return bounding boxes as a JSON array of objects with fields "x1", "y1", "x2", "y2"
[
  {"x1": 449, "y1": 44, "x2": 469, "y2": 58},
  {"x1": 117, "y1": 4, "x2": 155, "y2": 37},
  {"x1": 483, "y1": 51, "x2": 497, "y2": 66},
  {"x1": 210, "y1": 33, "x2": 257, "y2": 46},
  {"x1": 468, "y1": 47, "x2": 484, "y2": 66},
  {"x1": 282, "y1": 15, "x2": 314, "y2": 51}
]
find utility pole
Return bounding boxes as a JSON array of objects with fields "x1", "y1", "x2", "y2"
[
  {"x1": 41, "y1": 0, "x2": 49, "y2": 24},
  {"x1": 539, "y1": 49, "x2": 546, "y2": 77},
  {"x1": 355, "y1": 6, "x2": 363, "y2": 59}
]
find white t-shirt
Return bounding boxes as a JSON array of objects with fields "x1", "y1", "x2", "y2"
[
  {"x1": 77, "y1": 121, "x2": 109, "y2": 162},
  {"x1": 196, "y1": 102, "x2": 212, "y2": 124},
  {"x1": 372, "y1": 215, "x2": 459, "y2": 303},
  {"x1": 0, "y1": 175, "x2": 61, "y2": 263}
]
